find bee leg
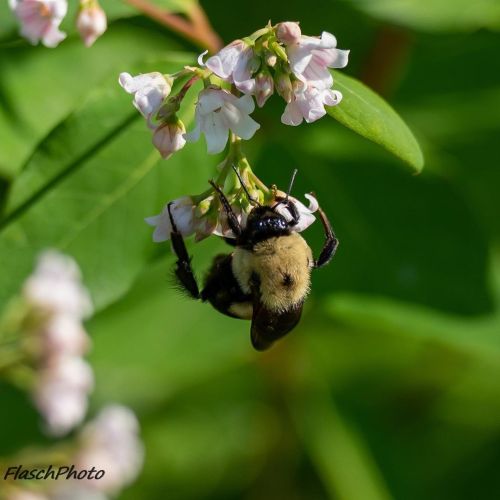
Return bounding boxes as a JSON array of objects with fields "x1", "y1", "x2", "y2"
[
  {"x1": 168, "y1": 202, "x2": 200, "y2": 299},
  {"x1": 284, "y1": 200, "x2": 300, "y2": 227},
  {"x1": 312, "y1": 196, "x2": 339, "y2": 269},
  {"x1": 209, "y1": 180, "x2": 242, "y2": 237}
]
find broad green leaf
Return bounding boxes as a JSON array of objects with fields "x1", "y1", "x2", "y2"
[
  {"x1": 2, "y1": 61, "x2": 191, "y2": 218},
  {"x1": 0, "y1": 75, "x2": 215, "y2": 312},
  {"x1": 328, "y1": 71, "x2": 424, "y2": 172},
  {"x1": 345, "y1": 0, "x2": 500, "y2": 32},
  {"x1": 0, "y1": 23, "x2": 190, "y2": 178}
]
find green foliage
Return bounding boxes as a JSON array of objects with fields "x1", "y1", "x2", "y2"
[
  {"x1": 1, "y1": 2, "x2": 500, "y2": 500},
  {"x1": 328, "y1": 72, "x2": 424, "y2": 171},
  {"x1": 345, "y1": 0, "x2": 500, "y2": 32}
]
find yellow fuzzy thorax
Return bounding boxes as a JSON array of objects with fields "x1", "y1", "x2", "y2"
[{"x1": 232, "y1": 233, "x2": 313, "y2": 312}]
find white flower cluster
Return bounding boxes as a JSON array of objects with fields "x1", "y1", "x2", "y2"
[
  {"x1": 146, "y1": 191, "x2": 320, "y2": 243},
  {"x1": 5, "y1": 405, "x2": 144, "y2": 500},
  {"x1": 9, "y1": 0, "x2": 107, "y2": 48},
  {"x1": 23, "y1": 251, "x2": 94, "y2": 436},
  {"x1": 119, "y1": 21, "x2": 348, "y2": 160},
  {"x1": 74, "y1": 405, "x2": 145, "y2": 495}
]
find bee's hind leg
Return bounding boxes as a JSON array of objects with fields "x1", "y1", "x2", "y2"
[
  {"x1": 168, "y1": 202, "x2": 200, "y2": 299},
  {"x1": 312, "y1": 195, "x2": 339, "y2": 269}
]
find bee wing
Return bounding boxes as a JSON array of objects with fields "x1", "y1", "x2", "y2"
[{"x1": 250, "y1": 299, "x2": 303, "y2": 351}]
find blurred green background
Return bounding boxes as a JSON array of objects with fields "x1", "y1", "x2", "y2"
[{"x1": 1, "y1": 0, "x2": 500, "y2": 498}]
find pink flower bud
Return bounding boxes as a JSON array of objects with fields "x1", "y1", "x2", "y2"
[
  {"x1": 152, "y1": 119, "x2": 186, "y2": 159},
  {"x1": 76, "y1": 2, "x2": 107, "y2": 47},
  {"x1": 276, "y1": 21, "x2": 301, "y2": 45},
  {"x1": 276, "y1": 72, "x2": 293, "y2": 103},
  {"x1": 255, "y1": 72, "x2": 274, "y2": 108}
]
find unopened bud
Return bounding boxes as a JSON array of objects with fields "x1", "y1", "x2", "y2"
[
  {"x1": 276, "y1": 22, "x2": 301, "y2": 45},
  {"x1": 255, "y1": 72, "x2": 274, "y2": 108},
  {"x1": 276, "y1": 73, "x2": 293, "y2": 103},
  {"x1": 152, "y1": 118, "x2": 186, "y2": 159},
  {"x1": 76, "y1": 1, "x2": 107, "y2": 47},
  {"x1": 264, "y1": 50, "x2": 277, "y2": 68}
]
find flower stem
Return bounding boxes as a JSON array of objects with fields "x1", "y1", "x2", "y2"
[{"x1": 122, "y1": 0, "x2": 223, "y2": 53}]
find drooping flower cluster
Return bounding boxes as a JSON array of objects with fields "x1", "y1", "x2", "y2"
[
  {"x1": 23, "y1": 250, "x2": 94, "y2": 436},
  {"x1": 119, "y1": 21, "x2": 348, "y2": 160},
  {"x1": 146, "y1": 173, "x2": 321, "y2": 243},
  {"x1": 9, "y1": 0, "x2": 107, "y2": 48},
  {"x1": 73, "y1": 405, "x2": 145, "y2": 495},
  {"x1": 4, "y1": 405, "x2": 144, "y2": 500}
]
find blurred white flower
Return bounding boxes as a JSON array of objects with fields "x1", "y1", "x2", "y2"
[
  {"x1": 186, "y1": 87, "x2": 260, "y2": 154},
  {"x1": 152, "y1": 119, "x2": 187, "y2": 159},
  {"x1": 6, "y1": 489, "x2": 49, "y2": 500},
  {"x1": 76, "y1": 1, "x2": 107, "y2": 47},
  {"x1": 34, "y1": 356, "x2": 94, "y2": 436},
  {"x1": 23, "y1": 250, "x2": 93, "y2": 319},
  {"x1": 22, "y1": 250, "x2": 94, "y2": 436},
  {"x1": 10, "y1": 0, "x2": 67, "y2": 47},
  {"x1": 281, "y1": 83, "x2": 342, "y2": 126},
  {"x1": 273, "y1": 193, "x2": 319, "y2": 232},
  {"x1": 41, "y1": 314, "x2": 90, "y2": 356},
  {"x1": 287, "y1": 31, "x2": 349, "y2": 90},
  {"x1": 53, "y1": 487, "x2": 107, "y2": 500},
  {"x1": 205, "y1": 40, "x2": 256, "y2": 93},
  {"x1": 75, "y1": 405, "x2": 144, "y2": 494},
  {"x1": 145, "y1": 196, "x2": 196, "y2": 242},
  {"x1": 119, "y1": 72, "x2": 172, "y2": 119}
]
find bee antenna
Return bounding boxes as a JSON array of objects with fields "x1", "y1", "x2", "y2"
[
  {"x1": 231, "y1": 163, "x2": 260, "y2": 206},
  {"x1": 286, "y1": 168, "x2": 298, "y2": 201}
]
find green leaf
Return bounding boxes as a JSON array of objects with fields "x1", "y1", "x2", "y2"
[
  {"x1": 0, "y1": 23, "x2": 190, "y2": 178},
  {"x1": 345, "y1": 0, "x2": 500, "y2": 32},
  {"x1": 328, "y1": 71, "x2": 424, "y2": 172},
  {"x1": 0, "y1": 66, "x2": 213, "y2": 313}
]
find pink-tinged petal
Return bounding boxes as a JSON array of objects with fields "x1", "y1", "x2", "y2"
[
  {"x1": 203, "y1": 112, "x2": 229, "y2": 154},
  {"x1": 184, "y1": 120, "x2": 201, "y2": 143},
  {"x1": 152, "y1": 121, "x2": 186, "y2": 159},
  {"x1": 312, "y1": 48, "x2": 349, "y2": 69},
  {"x1": 281, "y1": 102, "x2": 303, "y2": 126},
  {"x1": 206, "y1": 40, "x2": 246, "y2": 80},
  {"x1": 304, "y1": 193, "x2": 319, "y2": 212},
  {"x1": 222, "y1": 103, "x2": 260, "y2": 139},
  {"x1": 276, "y1": 21, "x2": 302, "y2": 45},
  {"x1": 76, "y1": 4, "x2": 107, "y2": 47},
  {"x1": 197, "y1": 49, "x2": 208, "y2": 66},
  {"x1": 47, "y1": 27, "x2": 66, "y2": 46},
  {"x1": 197, "y1": 88, "x2": 227, "y2": 114},
  {"x1": 233, "y1": 47, "x2": 256, "y2": 92},
  {"x1": 323, "y1": 89, "x2": 342, "y2": 106},
  {"x1": 118, "y1": 72, "x2": 171, "y2": 118},
  {"x1": 144, "y1": 214, "x2": 161, "y2": 226},
  {"x1": 235, "y1": 93, "x2": 255, "y2": 114},
  {"x1": 319, "y1": 31, "x2": 337, "y2": 48}
]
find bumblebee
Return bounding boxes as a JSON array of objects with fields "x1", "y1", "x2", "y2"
[{"x1": 168, "y1": 173, "x2": 338, "y2": 351}]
